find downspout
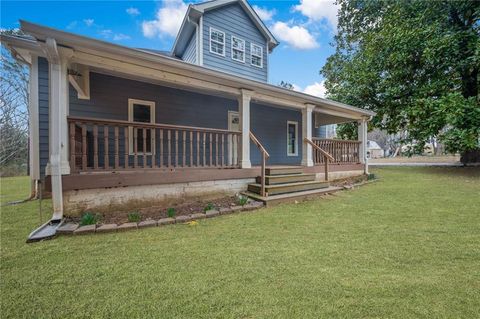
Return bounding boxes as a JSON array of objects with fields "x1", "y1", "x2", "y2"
[{"x1": 188, "y1": 16, "x2": 200, "y2": 65}]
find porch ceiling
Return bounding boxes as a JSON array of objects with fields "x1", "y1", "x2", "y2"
[{"x1": 315, "y1": 112, "x2": 359, "y2": 126}]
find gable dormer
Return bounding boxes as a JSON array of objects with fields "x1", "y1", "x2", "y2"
[{"x1": 172, "y1": 0, "x2": 278, "y2": 83}]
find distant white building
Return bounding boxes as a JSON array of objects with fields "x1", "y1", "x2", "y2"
[{"x1": 367, "y1": 140, "x2": 384, "y2": 158}]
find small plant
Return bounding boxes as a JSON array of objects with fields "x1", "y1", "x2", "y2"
[
  {"x1": 367, "y1": 173, "x2": 376, "y2": 181},
  {"x1": 127, "y1": 211, "x2": 141, "y2": 223},
  {"x1": 80, "y1": 212, "x2": 99, "y2": 226},
  {"x1": 167, "y1": 207, "x2": 176, "y2": 218},
  {"x1": 204, "y1": 202, "x2": 215, "y2": 212},
  {"x1": 237, "y1": 195, "x2": 248, "y2": 206}
]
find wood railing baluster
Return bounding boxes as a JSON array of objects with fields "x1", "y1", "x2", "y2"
[
  {"x1": 114, "y1": 127, "x2": 119, "y2": 169},
  {"x1": 142, "y1": 128, "x2": 147, "y2": 168},
  {"x1": 103, "y1": 125, "x2": 109, "y2": 169},
  {"x1": 215, "y1": 133, "x2": 219, "y2": 167},
  {"x1": 189, "y1": 131, "x2": 193, "y2": 167},
  {"x1": 221, "y1": 134, "x2": 225, "y2": 167},
  {"x1": 175, "y1": 130, "x2": 179, "y2": 167},
  {"x1": 134, "y1": 128, "x2": 138, "y2": 168},
  {"x1": 159, "y1": 129, "x2": 164, "y2": 168},
  {"x1": 124, "y1": 127, "x2": 128, "y2": 169},
  {"x1": 203, "y1": 132, "x2": 206, "y2": 167},
  {"x1": 209, "y1": 133, "x2": 213, "y2": 167},
  {"x1": 93, "y1": 125, "x2": 98, "y2": 169},
  {"x1": 196, "y1": 132, "x2": 200, "y2": 167},
  {"x1": 82, "y1": 124, "x2": 87, "y2": 170},
  {"x1": 69, "y1": 122, "x2": 76, "y2": 172},
  {"x1": 167, "y1": 130, "x2": 171, "y2": 168},
  {"x1": 182, "y1": 131, "x2": 186, "y2": 167}
]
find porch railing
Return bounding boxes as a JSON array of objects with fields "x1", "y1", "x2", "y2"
[
  {"x1": 68, "y1": 116, "x2": 241, "y2": 172},
  {"x1": 311, "y1": 138, "x2": 361, "y2": 164},
  {"x1": 250, "y1": 132, "x2": 270, "y2": 197},
  {"x1": 305, "y1": 138, "x2": 334, "y2": 181}
]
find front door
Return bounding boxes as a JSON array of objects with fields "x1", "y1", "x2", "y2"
[{"x1": 228, "y1": 111, "x2": 240, "y2": 165}]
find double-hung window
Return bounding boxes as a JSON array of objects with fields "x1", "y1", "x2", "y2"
[
  {"x1": 287, "y1": 121, "x2": 298, "y2": 156},
  {"x1": 231, "y1": 36, "x2": 245, "y2": 63},
  {"x1": 128, "y1": 99, "x2": 155, "y2": 154},
  {"x1": 210, "y1": 28, "x2": 225, "y2": 56},
  {"x1": 251, "y1": 43, "x2": 263, "y2": 68}
]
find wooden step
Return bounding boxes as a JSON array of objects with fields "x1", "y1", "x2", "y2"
[
  {"x1": 242, "y1": 186, "x2": 342, "y2": 207},
  {"x1": 265, "y1": 167, "x2": 303, "y2": 176},
  {"x1": 257, "y1": 173, "x2": 316, "y2": 185},
  {"x1": 248, "y1": 180, "x2": 330, "y2": 196}
]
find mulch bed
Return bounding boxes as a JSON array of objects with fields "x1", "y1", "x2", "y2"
[{"x1": 66, "y1": 195, "x2": 243, "y2": 225}]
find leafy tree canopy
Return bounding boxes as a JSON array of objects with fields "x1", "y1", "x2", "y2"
[{"x1": 322, "y1": 0, "x2": 479, "y2": 155}]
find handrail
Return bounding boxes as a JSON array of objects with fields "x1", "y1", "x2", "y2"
[
  {"x1": 304, "y1": 138, "x2": 334, "y2": 162},
  {"x1": 304, "y1": 137, "x2": 333, "y2": 181},
  {"x1": 68, "y1": 116, "x2": 240, "y2": 135},
  {"x1": 250, "y1": 132, "x2": 269, "y2": 197},
  {"x1": 249, "y1": 132, "x2": 270, "y2": 158}
]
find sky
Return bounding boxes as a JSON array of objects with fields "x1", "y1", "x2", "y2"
[{"x1": 1, "y1": 0, "x2": 340, "y2": 97}]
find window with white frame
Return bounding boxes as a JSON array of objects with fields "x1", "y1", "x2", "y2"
[
  {"x1": 210, "y1": 28, "x2": 225, "y2": 56},
  {"x1": 287, "y1": 121, "x2": 298, "y2": 156},
  {"x1": 251, "y1": 43, "x2": 263, "y2": 68},
  {"x1": 231, "y1": 36, "x2": 245, "y2": 62},
  {"x1": 128, "y1": 99, "x2": 155, "y2": 154}
]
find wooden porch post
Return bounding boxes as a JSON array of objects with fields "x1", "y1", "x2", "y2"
[
  {"x1": 358, "y1": 117, "x2": 369, "y2": 174},
  {"x1": 28, "y1": 54, "x2": 40, "y2": 197},
  {"x1": 45, "y1": 38, "x2": 71, "y2": 220},
  {"x1": 239, "y1": 89, "x2": 252, "y2": 168},
  {"x1": 301, "y1": 104, "x2": 315, "y2": 167}
]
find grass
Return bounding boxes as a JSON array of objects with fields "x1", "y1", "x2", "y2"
[{"x1": 1, "y1": 167, "x2": 479, "y2": 318}]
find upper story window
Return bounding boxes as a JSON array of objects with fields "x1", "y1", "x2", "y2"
[
  {"x1": 210, "y1": 28, "x2": 225, "y2": 56},
  {"x1": 251, "y1": 43, "x2": 263, "y2": 68},
  {"x1": 231, "y1": 36, "x2": 245, "y2": 63}
]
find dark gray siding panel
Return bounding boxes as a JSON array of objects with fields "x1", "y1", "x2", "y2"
[
  {"x1": 202, "y1": 3, "x2": 268, "y2": 82},
  {"x1": 250, "y1": 103, "x2": 302, "y2": 165},
  {"x1": 38, "y1": 57, "x2": 49, "y2": 178},
  {"x1": 182, "y1": 33, "x2": 197, "y2": 64}
]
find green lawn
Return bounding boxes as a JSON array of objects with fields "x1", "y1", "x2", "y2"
[{"x1": 1, "y1": 167, "x2": 479, "y2": 318}]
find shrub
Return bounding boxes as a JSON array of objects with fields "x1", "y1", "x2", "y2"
[
  {"x1": 367, "y1": 173, "x2": 376, "y2": 181},
  {"x1": 80, "y1": 212, "x2": 99, "y2": 226},
  {"x1": 237, "y1": 195, "x2": 248, "y2": 206},
  {"x1": 204, "y1": 203, "x2": 215, "y2": 212},
  {"x1": 167, "y1": 207, "x2": 176, "y2": 218},
  {"x1": 128, "y1": 211, "x2": 141, "y2": 223}
]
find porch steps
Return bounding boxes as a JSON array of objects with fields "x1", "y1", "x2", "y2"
[
  {"x1": 248, "y1": 180, "x2": 329, "y2": 196},
  {"x1": 265, "y1": 167, "x2": 304, "y2": 176},
  {"x1": 241, "y1": 186, "x2": 342, "y2": 207},
  {"x1": 256, "y1": 173, "x2": 316, "y2": 185}
]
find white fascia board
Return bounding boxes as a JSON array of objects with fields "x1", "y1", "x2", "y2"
[{"x1": 20, "y1": 20, "x2": 375, "y2": 118}]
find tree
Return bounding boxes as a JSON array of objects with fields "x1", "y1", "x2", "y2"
[
  {"x1": 0, "y1": 29, "x2": 29, "y2": 176},
  {"x1": 322, "y1": 0, "x2": 479, "y2": 162}
]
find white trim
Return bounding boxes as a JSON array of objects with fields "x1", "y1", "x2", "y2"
[
  {"x1": 301, "y1": 105, "x2": 314, "y2": 166},
  {"x1": 231, "y1": 35, "x2": 245, "y2": 63},
  {"x1": 209, "y1": 27, "x2": 225, "y2": 57},
  {"x1": 239, "y1": 90, "x2": 252, "y2": 168},
  {"x1": 29, "y1": 55, "x2": 40, "y2": 181},
  {"x1": 287, "y1": 120, "x2": 299, "y2": 157},
  {"x1": 250, "y1": 43, "x2": 263, "y2": 68},
  {"x1": 199, "y1": 16, "x2": 204, "y2": 65},
  {"x1": 128, "y1": 98, "x2": 156, "y2": 155},
  {"x1": 227, "y1": 111, "x2": 240, "y2": 166},
  {"x1": 227, "y1": 111, "x2": 240, "y2": 131}
]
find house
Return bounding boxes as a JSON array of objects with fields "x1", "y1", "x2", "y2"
[
  {"x1": 1, "y1": 0, "x2": 374, "y2": 238},
  {"x1": 367, "y1": 140, "x2": 384, "y2": 158}
]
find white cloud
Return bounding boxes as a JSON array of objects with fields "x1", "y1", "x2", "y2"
[
  {"x1": 113, "y1": 33, "x2": 131, "y2": 41},
  {"x1": 142, "y1": 0, "x2": 189, "y2": 38},
  {"x1": 99, "y1": 29, "x2": 113, "y2": 38},
  {"x1": 252, "y1": 5, "x2": 276, "y2": 21},
  {"x1": 126, "y1": 7, "x2": 140, "y2": 16},
  {"x1": 83, "y1": 19, "x2": 94, "y2": 27},
  {"x1": 303, "y1": 81, "x2": 327, "y2": 98},
  {"x1": 271, "y1": 21, "x2": 318, "y2": 50},
  {"x1": 294, "y1": 0, "x2": 339, "y2": 29},
  {"x1": 66, "y1": 21, "x2": 78, "y2": 30}
]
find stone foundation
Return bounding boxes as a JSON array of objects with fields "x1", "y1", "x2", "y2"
[
  {"x1": 63, "y1": 178, "x2": 255, "y2": 216},
  {"x1": 314, "y1": 170, "x2": 365, "y2": 181}
]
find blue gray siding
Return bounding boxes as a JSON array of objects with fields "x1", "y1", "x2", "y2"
[
  {"x1": 38, "y1": 57, "x2": 49, "y2": 178},
  {"x1": 38, "y1": 67, "x2": 301, "y2": 176},
  {"x1": 250, "y1": 103, "x2": 302, "y2": 165},
  {"x1": 202, "y1": 3, "x2": 268, "y2": 82},
  {"x1": 182, "y1": 33, "x2": 197, "y2": 64}
]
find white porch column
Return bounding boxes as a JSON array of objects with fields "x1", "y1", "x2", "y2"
[
  {"x1": 358, "y1": 117, "x2": 369, "y2": 173},
  {"x1": 238, "y1": 89, "x2": 252, "y2": 168},
  {"x1": 45, "y1": 38, "x2": 70, "y2": 220},
  {"x1": 301, "y1": 104, "x2": 315, "y2": 167},
  {"x1": 28, "y1": 55, "x2": 40, "y2": 187}
]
